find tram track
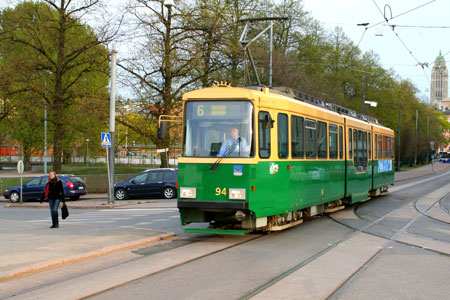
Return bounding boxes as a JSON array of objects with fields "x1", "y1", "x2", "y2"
[
  {"x1": 0, "y1": 234, "x2": 261, "y2": 300},
  {"x1": 240, "y1": 200, "x2": 413, "y2": 300},
  {"x1": 327, "y1": 190, "x2": 450, "y2": 299},
  {"x1": 4, "y1": 174, "x2": 449, "y2": 299},
  {"x1": 242, "y1": 186, "x2": 450, "y2": 300}
]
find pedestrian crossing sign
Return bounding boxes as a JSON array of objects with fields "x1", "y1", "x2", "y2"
[{"x1": 101, "y1": 132, "x2": 112, "y2": 147}]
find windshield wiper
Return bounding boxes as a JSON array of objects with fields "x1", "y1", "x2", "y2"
[{"x1": 209, "y1": 137, "x2": 241, "y2": 171}]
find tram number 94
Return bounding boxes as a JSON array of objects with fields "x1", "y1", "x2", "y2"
[{"x1": 215, "y1": 187, "x2": 226, "y2": 196}]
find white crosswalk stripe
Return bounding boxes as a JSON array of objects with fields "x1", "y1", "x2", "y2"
[{"x1": 26, "y1": 208, "x2": 179, "y2": 228}]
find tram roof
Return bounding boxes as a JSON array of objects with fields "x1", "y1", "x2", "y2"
[{"x1": 183, "y1": 85, "x2": 393, "y2": 133}]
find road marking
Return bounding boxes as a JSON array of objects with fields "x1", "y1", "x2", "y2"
[
  {"x1": 428, "y1": 227, "x2": 450, "y2": 234},
  {"x1": 169, "y1": 215, "x2": 180, "y2": 218},
  {"x1": 135, "y1": 222, "x2": 154, "y2": 225},
  {"x1": 153, "y1": 219, "x2": 169, "y2": 222}
]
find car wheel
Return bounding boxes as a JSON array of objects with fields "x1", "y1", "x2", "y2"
[
  {"x1": 9, "y1": 191, "x2": 20, "y2": 203},
  {"x1": 70, "y1": 196, "x2": 80, "y2": 201},
  {"x1": 163, "y1": 187, "x2": 175, "y2": 199},
  {"x1": 115, "y1": 188, "x2": 127, "y2": 200}
]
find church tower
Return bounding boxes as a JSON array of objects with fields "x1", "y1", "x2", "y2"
[{"x1": 430, "y1": 51, "x2": 448, "y2": 109}]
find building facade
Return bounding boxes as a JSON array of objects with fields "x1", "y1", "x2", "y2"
[{"x1": 430, "y1": 51, "x2": 448, "y2": 109}]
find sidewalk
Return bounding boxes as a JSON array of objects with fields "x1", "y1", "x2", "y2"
[
  {"x1": 394, "y1": 161, "x2": 450, "y2": 181},
  {"x1": 0, "y1": 218, "x2": 174, "y2": 282}
]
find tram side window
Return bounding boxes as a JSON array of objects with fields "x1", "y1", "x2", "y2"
[
  {"x1": 357, "y1": 131, "x2": 363, "y2": 169},
  {"x1": 377, "y1": 135, "x2": 383, "y2": 159},
  {"x1": 291, "y1": 116, "x2": 304, "y2": 158},
  {"x1": 305, "y1": 119, "x2": 317, "y2": 159},
  {"x1": 383, "y1": 135, "x2": 388, "y2": 158},
  {"x1": 339, "y1": 126, "x2": 343, "y2": 159},
  {"x1": 353, "y1": 130, "x2": 368, "y2": 172},
  {"x1": 278, "y1": 113, "x2": 288, "y2": 159},
  {"x1": 391, "y1": 137, "x2": 395, "y2": 158},
  {"x1": 368, "y1": 133, "x2": 371, "y2": 160},
  {"x1": 317, "y1": 121, "x2": 327, "y2": 159},
  {"x1": 374, "y1": 134, "x2": 378, "y2": 159},
  {"x1": 363, "y1": 131, "x2": 367, "y2": 166},
  {"x1": 329, "y1": 124, "x2": 338, "y2": 159},
  {"x1": 258, "y1": 111, "x2": 271, "y2": 158},
  {"x1": 349, "y1": 128, "x2": 353, "y2": 159}
]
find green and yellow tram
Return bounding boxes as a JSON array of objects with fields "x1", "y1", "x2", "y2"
[{"x1": 177, "y1": 85, "x2": 394, "y2": 235}]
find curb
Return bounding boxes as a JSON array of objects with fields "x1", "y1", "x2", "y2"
[
  {"x1": 0, "y1": 232, "x2": 175, "y2": 283},
  {"x1": 4, "y1": 200, "x2": 160, "y2": 209}
]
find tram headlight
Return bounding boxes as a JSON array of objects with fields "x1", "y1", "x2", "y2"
[
  {"x1": 180, "y1": 187, "x2": 196, "y2": 199},
  {"x1": 229, "y1": 188, "x2": 246, "y2": 200}
]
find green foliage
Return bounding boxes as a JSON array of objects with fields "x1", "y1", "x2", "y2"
[{"x1": 0, "y1": 1, "x2": 111, "y2": 170}]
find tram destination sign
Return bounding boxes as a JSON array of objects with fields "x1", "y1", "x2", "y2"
[{"x1": 188, "y1": 101, "x2": 249, "y2": 120}]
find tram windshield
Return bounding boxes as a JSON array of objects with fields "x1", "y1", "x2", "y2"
[{"x1": 183, "y1": 101, "x2": 254, "y2": 157}]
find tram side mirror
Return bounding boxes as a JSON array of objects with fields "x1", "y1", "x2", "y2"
[
  {"x1": 157, "y1": 121, "x2": 167, "y2": 139},
  {"x1": 264, "y1": 114, "x2": 274, "y2": 129}
]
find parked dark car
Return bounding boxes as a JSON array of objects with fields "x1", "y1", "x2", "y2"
[
  {"x1": 114, "y1": 168, "x2": 177, "y2": 200},
  {"x1": 4, "y1": 174, "x2": 87, "y2": 203}
]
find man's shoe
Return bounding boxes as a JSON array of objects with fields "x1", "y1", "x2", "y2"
[{"x1": 50, "y1": 224, "x2": 59, "y2": 228}]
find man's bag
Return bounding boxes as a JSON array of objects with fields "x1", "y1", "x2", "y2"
[{"x1": 61, "y1": 203, "x2": 69, "y2": 220}]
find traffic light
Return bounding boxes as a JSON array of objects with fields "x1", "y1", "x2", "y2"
[{"x1": 157, "y1": 121, "x2": 167, "y2": 139}]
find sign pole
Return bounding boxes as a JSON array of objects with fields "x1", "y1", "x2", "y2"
[
  {"x1": 101, "y1": 132, "x2": 113, "y2": 203},
  {"x1": 17, "y1": 160, "x2": 24, "y2": 204}
]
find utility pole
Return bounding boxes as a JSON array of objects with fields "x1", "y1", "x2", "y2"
[
  {"x1": 108, "y1": 45, "x2": 118, "y2": 204},
  {"x1": 427, "y1": 115, "x2": 430, "y2": 164},
  {"x1": 44, "y1": 102, "x2": 47, "y2": 175},
  {"x1": 415, "y1": 110, "x2": 418, "y2": 167},
  {"x1": 397, "y1": 100, "x2": 401, "y2": 171},
  {"x1": 269, "y1": 16, "x2": 273, "y2": 87},
  {"x1": 362, "y1": 74, "x2": 366, "y2": 115}
]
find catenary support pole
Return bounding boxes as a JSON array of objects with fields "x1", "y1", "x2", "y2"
[
  {"x1": 362, "y1": 74, "x2": 366, "y2": 115},
  {"x1": 414, "y1": 110, "x2": 418, "y2": 167},
  {"x1": 108, "y1": 45, "x2": 118, "y2": 204},
  {"x1": 269, "y1": 17, "x2": 273, "y2": 87},
  {"x1": 397, "y1": 101, "x2": 401, "y2": 171}
]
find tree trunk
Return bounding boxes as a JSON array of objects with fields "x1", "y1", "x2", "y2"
[
  {"x1": 23, "y1": 144, "x2": 32, "y2": 171},
  {"x1": 155, "y1": 138, "x2": 169, "y2": 168},
  {"x1": 52, "y1": 102, "x2": 64, "y2": 173}
]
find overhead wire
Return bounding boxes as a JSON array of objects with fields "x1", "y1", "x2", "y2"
[
  {"x1": 370, "y1": 0, "x2": 431, "y2": 85},
  {"x1": 367, "y1": 0, "x2": 437, "y2": 30},
  {"x1": 357, "y1": 0, "x2": 437, "y2": 49}
]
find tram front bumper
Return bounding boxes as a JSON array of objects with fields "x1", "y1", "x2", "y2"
[{"x1": 177, "y1": 200, "x2": 248, "y2": 210}]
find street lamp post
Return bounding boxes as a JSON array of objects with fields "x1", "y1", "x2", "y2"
[
  {"x1": 86, "y1": 138, "x2": 89, "y2": 166},
  {"x1": 44, "y1": 103, "x2": 47, "y2": 174},
  {"x1": 397, "y1": 101, "x2": 401, "y2": 171}
]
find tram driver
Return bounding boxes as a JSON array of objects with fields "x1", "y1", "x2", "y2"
[{"x1": 217, "y1": 126, "x2": 249, "y2": 156}]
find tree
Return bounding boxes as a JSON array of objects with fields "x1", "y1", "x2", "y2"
[{"x1": 0, "y1": 1, "x2": 114, "y2": 172}]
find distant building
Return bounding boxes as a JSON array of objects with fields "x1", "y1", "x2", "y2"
[{"x1": 430, "y1": 51, "x2": 448, "y2": 109}]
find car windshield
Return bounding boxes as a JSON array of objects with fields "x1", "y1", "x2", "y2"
[{"x1": 183, "y1": 101, "x2": 254, "y2": 157}]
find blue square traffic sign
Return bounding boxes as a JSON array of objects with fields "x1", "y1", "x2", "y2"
[{"x1": 101, "y1": 132, "x2": 112, "y2": 147}]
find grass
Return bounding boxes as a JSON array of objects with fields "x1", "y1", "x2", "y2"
[{"x1": 0, "y1": 177, "x2": 33, "y2": 192}]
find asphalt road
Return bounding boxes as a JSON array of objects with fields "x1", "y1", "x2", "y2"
[
  {"x1": 0, "y1": 205, "x2": 184, "y2": 235},
  {"x1": 1, "y1": 169, "x2": 449, "y2": 300},
  {"x1": 85, "y1": 170, "x2": 450, "y2": 300}
]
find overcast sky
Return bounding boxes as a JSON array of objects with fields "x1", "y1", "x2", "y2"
[{"x1": 302, "y1": 0, "x2": 449, "y2": 102}]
